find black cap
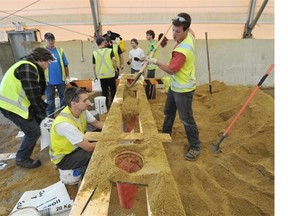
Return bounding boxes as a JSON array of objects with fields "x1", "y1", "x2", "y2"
[
  {"x1": 44, "y1": 32, "x2": 55, "y2": 40},
  {"x1": 96, "y1": 36, "x2": 105, "y2": 45},
  {"x1": 103, "y1": 30, "x2": 120, "y2": 40}
]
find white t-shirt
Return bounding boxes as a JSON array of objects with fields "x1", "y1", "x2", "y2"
[
  {"x1": 129, "y1": 47, "x2": 145, "y2": 70},
  {"x1": 55, "y1": 110, "x2": 96, "y2": 148}
]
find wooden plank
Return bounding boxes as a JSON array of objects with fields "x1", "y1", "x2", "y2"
[
  {"x1": 158, "y1": 133, "x2": 172, "y2": 142},
  {"x1": 70, "y1": 185, "x2": 112, "y2": 216},
  {"x1": 84, "y1": 132, "x2": 144, "y2": 141},
  {"x1": 81, "y1": 187, "x2": 112, "y2": 216},
  {"x1": 69, "y1": 186, "x2": 95, "y2": 215},
  {"x1": 85, "y1": 132, "x2": 170, "y2": 142},
  {"x1": 146, "y1": 187, "x2": 152, "y2": 216}
]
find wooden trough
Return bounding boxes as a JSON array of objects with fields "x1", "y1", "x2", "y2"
[{"x1": 69, "y1": 75, "x2": 186, "y2": 215}]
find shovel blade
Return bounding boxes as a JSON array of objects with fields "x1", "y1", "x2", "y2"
[
  {"x1": 210, "y1": 143, "x2": 221, "y2": 153},
  {"x1": 210, "y1": 134, "x2": 226, "y2": 153}
]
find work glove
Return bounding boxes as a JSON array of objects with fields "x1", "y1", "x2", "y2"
[
  {"x1": 146, "y1": 57, "x2": 157, "y2": 65},
  {"x1": 158, "y1": 33, "x2": 168, "y2": 48},
  {"x1": 134, "y1": 57, "x2": 140, "y2": 61}
]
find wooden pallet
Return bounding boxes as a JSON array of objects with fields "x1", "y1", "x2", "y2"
[{"x1": 69, "y1": 77, "x2": 185, "y2": 215}]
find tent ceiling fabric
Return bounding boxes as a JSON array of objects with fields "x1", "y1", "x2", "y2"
[
  {"x1": 0, "y1": 0, "x2": 274, "y2": 41},
  {"x1": 99, "y1": 0, "x2": 274, "y2": 25}
]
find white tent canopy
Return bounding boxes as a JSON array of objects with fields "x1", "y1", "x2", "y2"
[{"x1": 0, "y1": 0, "x2": 274, "y2": 41}]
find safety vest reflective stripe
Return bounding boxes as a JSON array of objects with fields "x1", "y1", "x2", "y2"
[
  {"x1": 58, "y1": 112, "x2": 72, "y2": 119},
  {"x1": 170, "y1": 77, "x2": 196, "y2": 89},
  {"x1": 94, "y1": 49, "x2": 115, "y2": 78},
  {"x1": 0, "y1": 90, "x2": 28, "y2": 113},
  {"x1": 0, "y1": 60, "x2": 38, "y2": 119},
  {"x1": 95, "y1": 49, "x2": 110, "y2": 72},
  {"x1": 49, "y1": 148, "x2": 63, "y2": 161},
  {"x1": 177, "y1": 43, "x2": 195, "y2": 54}
]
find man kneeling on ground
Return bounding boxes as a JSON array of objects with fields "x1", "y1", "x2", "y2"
[{"x1": 49, "y1": 87, "x2": 104, "y2": 185}]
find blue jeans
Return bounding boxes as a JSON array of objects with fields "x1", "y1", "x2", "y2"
[
  {"x1": 0, "y1": 109, "x2": 41, "y2": 162},
  {"x1": 45, "y1": 83, "x2": 66, "y2": 115},
  {"x1": 162, "y1": 88, "x2": 200, "y2": 151}
]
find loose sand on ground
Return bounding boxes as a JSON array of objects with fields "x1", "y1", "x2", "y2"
[{"x1": 0, "y1": 80, "x2": 274, "y2": 215}]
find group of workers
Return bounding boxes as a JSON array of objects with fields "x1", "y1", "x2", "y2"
[{"x1": 0, "y1": 12, "x2": 200, "y2": 185}]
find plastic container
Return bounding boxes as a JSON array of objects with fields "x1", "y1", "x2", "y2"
[
  {"x1": 58, "y1": 167, "x2": 84, "y2": 185},
  {"x1": 115, "y1": 151, "x2": 144, "y2": 209},
  {"x1": 94, "y1": 96, "x2": 107, "y2": 114},
  {"x1": 9, "y1": 207, "x2": 40, "y2": 216}
]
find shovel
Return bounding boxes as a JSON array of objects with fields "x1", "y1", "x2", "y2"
[
  {"x1": 205, "y1": 32, "x2": 212, "y2": 95},
  {"x1": 128, "y1": 23, "x2": 172, "y2": 88},
  {"x1": 210, "y1": 64, "x2": 274, "y2": 153}
]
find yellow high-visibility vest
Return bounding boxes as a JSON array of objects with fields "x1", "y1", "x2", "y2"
[
  {"x1": 0, "y1": 60, "x2": 39, "y2": 119},
  {"x1": 50, "y1": 106, "x2": 87, "y2": 164},
  {"x1": 170, "y1": 33, "x2": 197, "y2": 93},
  {"x1": 93, "y1": 48, "x2": 115, "y2": 79}
]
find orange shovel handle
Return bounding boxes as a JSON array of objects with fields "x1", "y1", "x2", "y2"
[{"x1": 223, "y1": 64, "x2": 274, "y2": 136}]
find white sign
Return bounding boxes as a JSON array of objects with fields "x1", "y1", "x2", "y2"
[{"x1": 40, "y1": 118, "x2": 54, "y2": 151}]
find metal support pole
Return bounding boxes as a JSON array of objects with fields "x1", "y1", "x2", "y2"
[
  {"x1": 90, "y1": 0, "x2": 101, "y2": 37},
  {"x1": 243, "y1": 0, "x2": 269, "y2": 39}
]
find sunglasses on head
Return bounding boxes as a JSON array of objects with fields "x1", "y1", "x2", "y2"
[
  {"x1": 172, "y1": 16, "x2": 188, "y2": 23},
  {"x1": 70, "y1": 87, "x2": 84, "y2": 102}
]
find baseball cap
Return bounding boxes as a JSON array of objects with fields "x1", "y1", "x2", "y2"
[
  {"x1": 44, "y1": 32, "x2": 55, "y2": 40},
  {"x1": 96, "y1": 36, "x2": 105, "y2": 45}
]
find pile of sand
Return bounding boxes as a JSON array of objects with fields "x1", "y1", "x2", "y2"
[{"x1": 0, "y1": 81, "x2": 274, "y2": 215}]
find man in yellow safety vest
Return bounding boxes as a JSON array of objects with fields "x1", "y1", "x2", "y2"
[
  {"x1": 0, "y1": 47, "x2": 54, "y2": 168},
  {"x1": 146, "y1": 12, "x2": 200, "y2": 161}
]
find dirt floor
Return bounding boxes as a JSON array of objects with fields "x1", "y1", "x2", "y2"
[{"x1": 0, "y1": 80, "x2": 274, "y2": 216}]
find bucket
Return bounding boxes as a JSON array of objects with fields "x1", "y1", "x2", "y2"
[
  {"x1": 58, "y1": 167, "x2": 84, "y2": 185},
  {"x1": 9, "y1": 207, "x2": 40, "y2": 216},
  {"x1": 115, "y1": 151, "x2": 144, "y2": 209},
  {"x1": 94, "y1": 96, "x2": 107, "y2": 114}
]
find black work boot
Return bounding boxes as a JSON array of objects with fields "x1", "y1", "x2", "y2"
[{"x1": 16, "y1": 158, "x2": 41, "y2": 169}]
